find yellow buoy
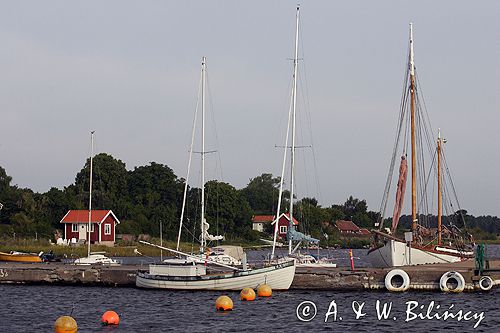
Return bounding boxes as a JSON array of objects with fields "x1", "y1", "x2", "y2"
[
  {"x1": 257, "y1": 284, "x2": 272, "y2": 297},
  {"x1": 101, "y1": 310, "x2": 120, "y2": 326},
  {"x1": 240, "y1": 287, "x2": 256, "y2": 301},
  {"x1": 54, "y1": 316, "x2": 78, "y2": 333},
  {"x1": 215, "y1": 295, "x2": 233, "y2": 311}
]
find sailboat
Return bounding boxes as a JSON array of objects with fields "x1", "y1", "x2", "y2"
[
  {"x1": 367, "y1": 24, "x2": 474, "y2": 267},
  {"x1": 74, "y1": 131, "x2": 119, "y2": 266},
  {"x1": 136, "y1": 58, "x2": 296, "y2": 290},
  {"x1": 269, "y1": 6, "x2": 335, "y2": 268}
]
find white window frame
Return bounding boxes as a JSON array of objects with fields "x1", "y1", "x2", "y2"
[
  {"x1": 279, "y1": 225, "x2": 287, "y2": 234},
  {"x1": 72, "y1": 224, "x2": 78, "y2": 232},
  {"x1": 104, "y1": 223, "x2": 112, "y2": 235},
  {"x1": 90, "y1": 223, "x2": 95, "y2": 232}
]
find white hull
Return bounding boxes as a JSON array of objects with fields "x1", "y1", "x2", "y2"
[
  {"x1": 136, "y1": 260, "x2": 296, "y2": 290},
  {"x1": 368, "y1": 239, "x2": 472, "y2": 268},
  {"x1": 298, "y1": 263, "x2": 337, "y2": 268},
  {"x1": 74, "y1": 253, "x2": 120, "y2": 266}
]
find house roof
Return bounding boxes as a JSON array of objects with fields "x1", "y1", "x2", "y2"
[
  {"x1": 335, "y1": 220, "x2": 360, "y2": 232},
  {"x1": 60, "y1": 210, "x2": 120, "y2": 224},
  {"x1": 251, "y1": 215, "x2": 275, "y2": 223},
  {"x1": 359, "y1": 228, "x2": 371, "y2": 235},
  {"x1": 276, "y1": 212, "x2": 299, "y2": 226}
]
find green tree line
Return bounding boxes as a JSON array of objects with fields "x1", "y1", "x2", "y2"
[{"x1": 0, "y1": 154, "x2": 498, "y2": 245}]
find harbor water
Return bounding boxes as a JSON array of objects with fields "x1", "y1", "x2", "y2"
[{"x1": 0, "y1": 285, "x2": 498, "y2": 332}]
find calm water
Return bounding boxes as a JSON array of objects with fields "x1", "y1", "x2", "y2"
[
  {"x1": 0, "y1": 285, "x2": 498, "y2": 332},
  {"x1": 1, "y1": 245, "x2": 498, "y2": 332}
]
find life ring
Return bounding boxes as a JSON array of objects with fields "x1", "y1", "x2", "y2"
[
  {"x1": 385, "y1": 269, "x2": 410, "y2": 292},
  {"x1": 439, "y1": 271, "x2": 465, "y2": 292},
  {"x1": 478, "y1": 276, "x2": 493, "y2": 291}
]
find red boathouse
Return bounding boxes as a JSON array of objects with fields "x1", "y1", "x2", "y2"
[{"x1": 60, "y1": 210, "x2": 120, "y2": 246}]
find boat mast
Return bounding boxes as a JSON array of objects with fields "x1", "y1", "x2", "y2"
[
  {"x1": 409, "y1": 23, "x2": 418, "y2": 238},
  {"x1": 87, "y1": 130, "x2": 95, "y2": 257},
  {"x1": 200, "y1": 57, "x2": 206, "y2": 253},
  {"x1": 437, "y1": 129, "x2": 443, "y2": 245},
  {"x1": 288, "y1": 5, "x2": 300, "y2": 255}
]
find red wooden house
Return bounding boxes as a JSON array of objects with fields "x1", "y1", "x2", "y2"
[
  {"x1": 251, "y1": 215, "x2": 275, "y2": 232},
  {"x1": 272, "y1": 213, "x2": 299, "y2": 239},
  {"x1": 335, "y1": 220, "x2": 370, "y2": 237},
  {"x1": 60, "y1": 210, "x2": 120, "y2": 246}
]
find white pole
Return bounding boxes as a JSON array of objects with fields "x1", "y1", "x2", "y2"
[
  {"x1": 289, "y1": 5, "x2": 300, "y2": 255},
  {"x1": 87, "y1": 131, "x2": 95, "y2": 257},
  {"x1": 200, "y1": 56, "x2": 206, "y2": 254},
  {"x1": 176, "y1": 77, "x2": 200, "y2": 251},
  {"x1": 160, "y1": 220, "x2": 163, "y2": 262},
  {"x1": 271, "y1": 94, "x2": 293, "y2": 259}
]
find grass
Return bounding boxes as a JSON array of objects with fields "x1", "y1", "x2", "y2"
[{"x1": 0, "y1": 238, "x2": 199, "y2": 258}]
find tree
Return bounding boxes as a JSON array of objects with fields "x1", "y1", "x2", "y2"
[
  {"x1": 73, "y1": 153, "x2": 129, "y2": 210},
  {"x1": 205, "y1": 180, "x2": 252, "y2": 240},
  {"x1": 240, "y1": 173, "x2": 281, "y2": 214}
]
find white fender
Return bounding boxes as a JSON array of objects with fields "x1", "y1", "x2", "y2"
[
  {"x1": 385, "y1": 269, "x2": 410, "y2": 292},
  {"x1": 478, "y1": 276, "x2": 493, "y2": 291},
  {"x1": 439, "y1": 271, "x2": 465, "y2": 292}
]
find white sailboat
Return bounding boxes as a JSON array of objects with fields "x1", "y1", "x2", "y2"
[
  {"x1": 74, "y1": 131, "x2": 119, "y2": 266},
  {"x1": 270, "y1": 6, "x2": 335, "y2": 268},
  {"x1": 367, "y1": 24, "x2": 474, "y2": 267},
  {"x1": 136, "y1": 58, "x2": 296, "y2": 290}
]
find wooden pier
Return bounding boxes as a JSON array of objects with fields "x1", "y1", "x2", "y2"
[{"x1": 0, "y1": 260, "x2": 498, "y2": 291}]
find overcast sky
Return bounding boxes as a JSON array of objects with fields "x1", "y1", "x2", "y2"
[{"x1": 0, "y1": 1, "x2": 498, "y2": 216}]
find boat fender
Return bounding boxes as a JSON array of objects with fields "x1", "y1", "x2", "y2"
[
  {"x1": 478, "y1": 276, "x2": 493, "y2": 291},
  {"x1": 439, "y1": 271, "x2": 465, "y2": 292},
  {"x1": 384, "y1": 269, "x2": 410, "y2": 292}
]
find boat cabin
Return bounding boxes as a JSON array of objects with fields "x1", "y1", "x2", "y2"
[{"x1": 60, "y1": 210, "x2": 120, "y2": 246}]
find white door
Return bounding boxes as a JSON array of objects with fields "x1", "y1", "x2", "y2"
[{"x1": 79, "y1": 224, "x2": 87, "y2": 240}]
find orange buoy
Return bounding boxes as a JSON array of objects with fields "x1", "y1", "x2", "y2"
[
  {"x1": 54, "y1": 316, "x2": 78, "y2": 333},
  {"x1": 257, "y1": 284, "x2": 272, "y2": 297},
  {"x1": 101, "y1": 310, "x2": 120, "y2": 326},
  {"x1": 240, "y1": 287, "x2": 256, "y2": 301},
  {"x1": 215, "y1": 295, "x2": 233, "y2": 311}
]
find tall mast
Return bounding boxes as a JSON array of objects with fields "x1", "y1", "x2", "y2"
[
  {"x1": 200, "y1": 57, "x2": 206, "y2": 253},
  {"x1": 288, "y1": 5, "x2": 300, "y2": 255},
  {"x1": 409, "y1": 23, "x2": 418, "y2": 237},
  {"x1": 87, "y1": 131, "x2": 95, "y2": 257},
  {"x1": 437, "y1": 129, "x2": 443, "y2": 245}
]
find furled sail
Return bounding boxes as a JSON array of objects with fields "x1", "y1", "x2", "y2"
[
  {"x1": 203, "y1": 218, "x2": 224, "y2": 241},
  {"x1": 287, "y1": 227, "x2": 319, "y2": 243},
  {"x1": 391, "y1": 155, "x2": 408, "y2": 233}
]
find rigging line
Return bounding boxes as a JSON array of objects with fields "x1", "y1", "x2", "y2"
[
  {"x1": 205, "y1": 69, "x2": 224, "y2": 183},
  {"x1": 275, "y1": 69, "x2": 295, "y2": 155},
  {"x1": 441, "y1": 148, "x2": 468, "y2": 230},
  {"x1": 415, "y1": 70, "x2": 436, "y2": 150},
  {"x1": 416, "y1": 108, "x2": 429, "y2": 221},
  {"x1": 296, "y1": 75, "x2": 310, "y2": 202},
  {"x1": 378, "y1": 48, "x2": 412, "y2": 228},
  {"x1": 298, "y1": 40, "x2": 321, "y2": 200},
  {"x1": 177, "y1": 72, "x2": 202, "y2": 250}
]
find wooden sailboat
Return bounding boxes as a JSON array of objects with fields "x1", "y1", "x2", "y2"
[
  {"x1": 367, "y1": 24, "x2": 474, "y2": 267},
  {"x1": 136, "y1": 57, "x2": 296, "y2": 290},
  {"x1": 74, "y1": 132, "x2": 119, "y2": 266}
]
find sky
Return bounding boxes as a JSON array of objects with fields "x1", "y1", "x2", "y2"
[{"x1": 0, "y1": 1, "x2": 498, "y2": 217}]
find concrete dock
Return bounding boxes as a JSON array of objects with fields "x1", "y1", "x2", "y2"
[{"x1": 0, "y1": 260, "x2": 498, "y2": 291}]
